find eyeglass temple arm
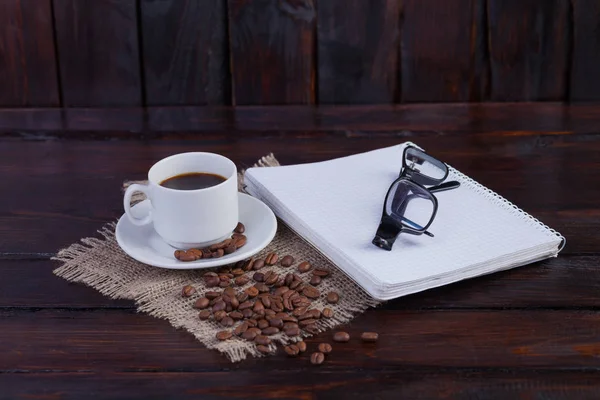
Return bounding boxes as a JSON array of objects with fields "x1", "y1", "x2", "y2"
[{"x1": 429, "y1": 180, "x2": 460, "y2": 193}]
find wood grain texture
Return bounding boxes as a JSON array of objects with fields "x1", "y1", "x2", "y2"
[
  {"x1": 141, "y1": 0, "x2": 230, "y2": 105},
  {"x1": 2, "y1": 370, "x2": 600, "y2": 400},
  {"x1": 228, "y1": 0, "x2": 316, "y2": 105},
  {"x1": 400, "y1": 0, "x2": 487, "y2": 102},
  {"x1": 317, "y1": 0, "x2": 400, "y2": 104},
  {"x1": 3, "y1": 309, "x2": 600, "y2": 370},
  {"x1": 487, "y1": 0, "x2": 570, "y2": 101},
  {"x1": 570, "y1": 0, "x2": 600, "y2": 101},
  {"x1": 0, "y1": 0, "x2": 59, "y2": 107},
  {"x1": 53, "y1": 0, "x2": 142, "y2": 106},
  {"x1": 2, "y1": 256, "x2": 599, "y2": 309}
]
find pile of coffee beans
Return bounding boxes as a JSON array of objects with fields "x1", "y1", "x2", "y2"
[
  {"x1": 181, "y1": 250, "x2": 345, "y2": 356},
  {"x1": 174, "y1": 222, "x2": 247, "y2": 261}
]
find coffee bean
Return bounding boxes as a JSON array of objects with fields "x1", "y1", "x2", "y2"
[
  {"x1": 326, "y1": 292, "x2": 340, "y2": 304},
  {"x1": 209, "y1": 240, "x2": 227, "y2": 251},
  {"x1": 274, "y1": 286, "x2": 290, "y2": 296},
  {"x1": 269, "y1": 318, "x2": 283, "y2": 328},
  {"x1": 292, "y1": 306, "x2": 308, "y2": 317},
  {"x1": 242, "y1": 308, "x2": 253, "y2": 318},
  {"x1": 254, "y1": 283, "x2": 269, "y2": 293},
  {"x1": 212, "y1": 249, "x2": 225, "y2": 258},
  {"x1": 283, "y1": 322, "x2": 298, "y2": 331},
  {"x1": 218, "y1": 281, "x2": 230, "y2": 288},
  {"x1": 205, "y1": 291, "x2": 221, "y2": 299},
  {"x1": 182, "y1": 285, "x2": 196, "y2": 297},
  {"x1": 284, "y1": 326, "x2": 300, "y2": 336},
  {"x1": 220, "y1": 316, "x2": 234, "y2": 327},
  {"x1": 253, "y1": 272, "x2": 265, "y2": 282},
  {"x1": 175, "y1": 250, "x2": 199, "y2": 262},
  {"x1": 284, "y1": 273, "x2": 294, "y2": 286},
  {"x1": 284, "y1": 344, "x2": 300, "y2": 357},
  {"x1": 232, "y1": 268, "x2": 245, "y2": 277},
  {"x1": 333, "y1": 331, "x2": 350, "y2": 342},
  {"x1": 309, "y1": 275, "x2": 322, "y2": 286},
  {"x1": 243, "y1": 258, "x2": 255, "y2": 271},
  {"x1": 322, "y1": 308, "x2": 334, "y2": 318},
  {"x1": 302, "y1": 286, "x2": 320, "y2": 299},
  {"x1": 310, "y1": 352, "x2": 325, "y2": 365},
  {"x1": 299, "y1": 318, "x2": 318, "y2": 327},
  {"x1": 223, "y1": 287, "x2": 236, "y2": 297},
  {"x1": 198, "y1": 310, "x2": 211, "y2": 320},
  {"x1": 211, "y1": 300, "x2": 226, "y2": 312},
  {"x1": 271, "y1": 299, "x2": 284, "y2": 312},
  {"x1": 245, "y1": 286, "x2": 259, "y2": 297},
  {"x1": 289, "y1": 279, "x2": 302, "y2": 290},
  {"x1": 265, "y1": 252, "x2": 279, "y2": 265},
  {"x1": 264, "y1": 309, "x2": 276, "y2": 317},
  {"x1": 304, "y1": 324, "x2": 319, "y2": 334},
  {"x1": 281, "y1": 315, "x2": 298, "y2": 323},
  {"x1": 216, "y1": 330, "x2": 232, "y2": 341},
  {"x1": 202, "y1": 249, "x2": 212, "y2": 259},
  {"x1": 229, "y1": 311, "x2": 244, "y2": 320},
  {"x1": 219, "y1": 272, "x2": 233, "y2": 280},
  {"x1": 234, "y1": 235, "x2": 247, "y2": 249},
  {"x1": 293, "y1": 297, "x2": 312, "y2": 308},
  {"x1": 261, "y1": 327, "x2": 279, "y2": 335},
  {"x1": 242, "y1": 328, "x2": 261, "y2": 341},
  {"x1": 229, "y1": 296, "x2": 239, "y2": 309},
  {"x1": 297, "y1": 341, "x2": 307, "y2": 352},
  {"x1": 273, "y1": 278, "x2": 285, "y2": 288},
  {"x1": 361, "y1": 332, "x2": 379, "y2": 342},
  {"x1": 280, "y1": 255, "x2": 294, "y2": 267},
  {"x1": 252, "y1": 259, "x2": 265, "y2": 270},
  {"x1": 255, "y1": 335, "x2": 271, "y2": 345},
  {"x1": 225, "y1": 244, "x2": 237, "y2": 254},
  {"x1": 204, "y1": 272, "x2": 218, "y2": 278},
  {"x1": 234, "y1": 322, "x2": 249, "y2": 336},
  {"x1": 213, "y1": 310, "x2": 227, "y2": 321},
  {"x1": 258, "y1": 319, "x2": 269, "y2": 329},
  {"x1": 318, "y1": 343, "x2": 333, "y2": 354},
  {"x1": 237, "y1": 291, "x2": 249, "y2": 302},
  {"x1": 238, "y1": 300, "x2": 253, "y2": 310},
  {"x1": 193, "y1": 297, "x2": 210, "y2": 309},
  {"x1": 313, "y1": 269, "x2": 330, "y2": 277},
  {"x1": 299, "y1": 309, "x2": 320, "y2": 320},
  {"x1": 234, "y1": 222, "x2": 245, "y2": 234},
  {"x1": 265, "y1": 272, "x2": 279, "y2": 285},
  {"x1": 260, "y1": 296, "x2": 271, "y2": 309},
  {"x1": 204, "y1": 276, "x2": 220, "y2": 288},
  {"x1": 256, "y1": 344, "x2": 271, "y2": 354},
  {"x1": 253, "y1": 299, "x2": 265, "y2": 312},
  {"x1": 297, "y1": 261, "x2": 312, "y2": 273},
  {"x1": 246, "y1": 319, "x2": 258, "y2": 327}
]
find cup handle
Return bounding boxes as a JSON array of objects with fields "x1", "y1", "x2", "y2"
[{"x1": 123, "y1": 184, "x2": 153, "y2": 226}]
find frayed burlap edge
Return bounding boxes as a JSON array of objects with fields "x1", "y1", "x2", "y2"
[{"x1": 53, "y1": 154, "x2": 380, "y2": 362}]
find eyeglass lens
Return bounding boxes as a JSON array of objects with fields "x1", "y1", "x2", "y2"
[
  {"x1": 385, "y1": 180, "x2": 435, "y2": 231},
  {"x1": 404, "y1": 147, "x2": 447, "y2": 182}
]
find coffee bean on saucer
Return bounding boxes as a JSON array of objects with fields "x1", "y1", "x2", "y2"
[
  {"x1": 297, "y1": 261, "x2": 311, "y2": 273},
  {"x1": 234, "y1": 222, "x2": 245, "y2": 234},
  {"x1": 216, "y1": 330, "x2": 232, "y2": 341},
  {"x1": 280, "y1": 255, "x2": 294, "y2": 267},
  {"x1": 318, "y1": 343, "x2": 333, "y2": 354},
  {"x1": 202, "y1": 249, "x2": 212, "y2": 259},
  {"x1": 225, "y1": 243, "x2": 237, "y2": 254},
  {"x1": 361, "y1": 332, "x2": 379, "y2": 342},
  {"x1": 326, "y1": 292, "x2": 340, "y2": 304},
  {"x1": 252, "y1": 259, "x2": 265, "y2": 270},
  {"x1": 256, "y1": 344, "x2": 271, "y2": 354},
  {"x1": 310, "y1": 352, "x2": 325, "y2": 365},
  {"x1": 193, "y1": 297, "x2": 210, "y2": 309},
  {"x1": 322, "y1": 308, "x2": 334, "y2": 318},
  {"x1": 297, "y1": 341, "x2": 307, "y2": 352},
  {"x1": 284, "y1": 344, "x2": 300, "y2": 357},
  {"x1": 198, "y1": 310, "x2": 211, "y2": 320},
  {"x1": 265, "y1": 252, "x2": 278, "y2": 265},
  {"x1": 313, "y1": 269, "x2": 330, "y2": 277},
  {"x1": 181, "y1": 285, "x2": 196, "y2": 297},
  {"x1": 234, "y1": 235, "x2": 247, "y2": 249},
  {"x1": 333, "y1": 332, "x2": 350, "y2": 342},
  {"x1": 309, "y1": 276, "x2": 321, "y2": 286},
  {"x1": 213, "y1": 249, "x2": 225, "y2": 258}
]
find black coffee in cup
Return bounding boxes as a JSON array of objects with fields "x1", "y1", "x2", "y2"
[{"x1": 160, "y1": 172, "x2": 226, "y2": 190}]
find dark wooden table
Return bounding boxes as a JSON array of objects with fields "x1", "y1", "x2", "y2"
[{"x1": 1, "y1": 104, "x2": 599, "y2": 399}]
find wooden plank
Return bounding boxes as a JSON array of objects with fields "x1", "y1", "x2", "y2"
[
  {"x1": 228, "y1": 0, "x2": 316, "y2": 105},
  {"x1": 570, "y1": 0, "x2": 600, "y2": 101},
  {"x1": 0, "y1": 0, "x2": 59, "y2": 106},
  {"x1": 53, "y1": 0, "x2": 142, "y2": 106},
  {"x1": 4, "y1": 103, "x2": 600, "y2": 134},
  {"x1": 487, "y1": 0, "x2": 570, "y2": 101},
  {"x1": 2, "y1": 256, "x2": 599, "y2": 309},
  {"x1": 317, "y1": 0, "x2": 400, "y2": 104},
  {"x1": 2, "y1": 370, "x2": 600, "y2": 399},
  {"x1": 2, "y1": 309, "x2": 600, "y2": 370},
  {"x1": 140, "y1": 0, "x2": 230, "y2": 105},
  {"x1": 0, "y1": 134, "x2": 598, "y2": 254},
  {"x1": 400, "y1": 0, "x2": 487, "y2": 102}
]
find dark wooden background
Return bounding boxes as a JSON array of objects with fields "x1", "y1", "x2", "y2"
[{"x1": 1, "y1": 0, "x2": 599, "y2": 108}]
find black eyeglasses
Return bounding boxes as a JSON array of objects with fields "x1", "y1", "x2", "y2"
[{"x1": 372, "y1": 146, "x2": 460, "y2": 251}]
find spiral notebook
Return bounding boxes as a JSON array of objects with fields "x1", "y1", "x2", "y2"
[{"x1": 244, "y1": 142, "x2": 565, "y2": 301}]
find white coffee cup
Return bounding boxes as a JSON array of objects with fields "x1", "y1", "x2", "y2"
[{"x1": 123, "y1": 152, "x2": 238, "y2": 249}]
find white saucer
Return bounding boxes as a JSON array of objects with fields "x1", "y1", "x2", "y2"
[{"x1": 115, "y1": 193, "x2": 277, "y2": 269}]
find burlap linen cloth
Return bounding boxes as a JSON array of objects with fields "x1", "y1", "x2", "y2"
[{"x1": 53, "y1": 154, "x2": 380, "y2": 362}]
